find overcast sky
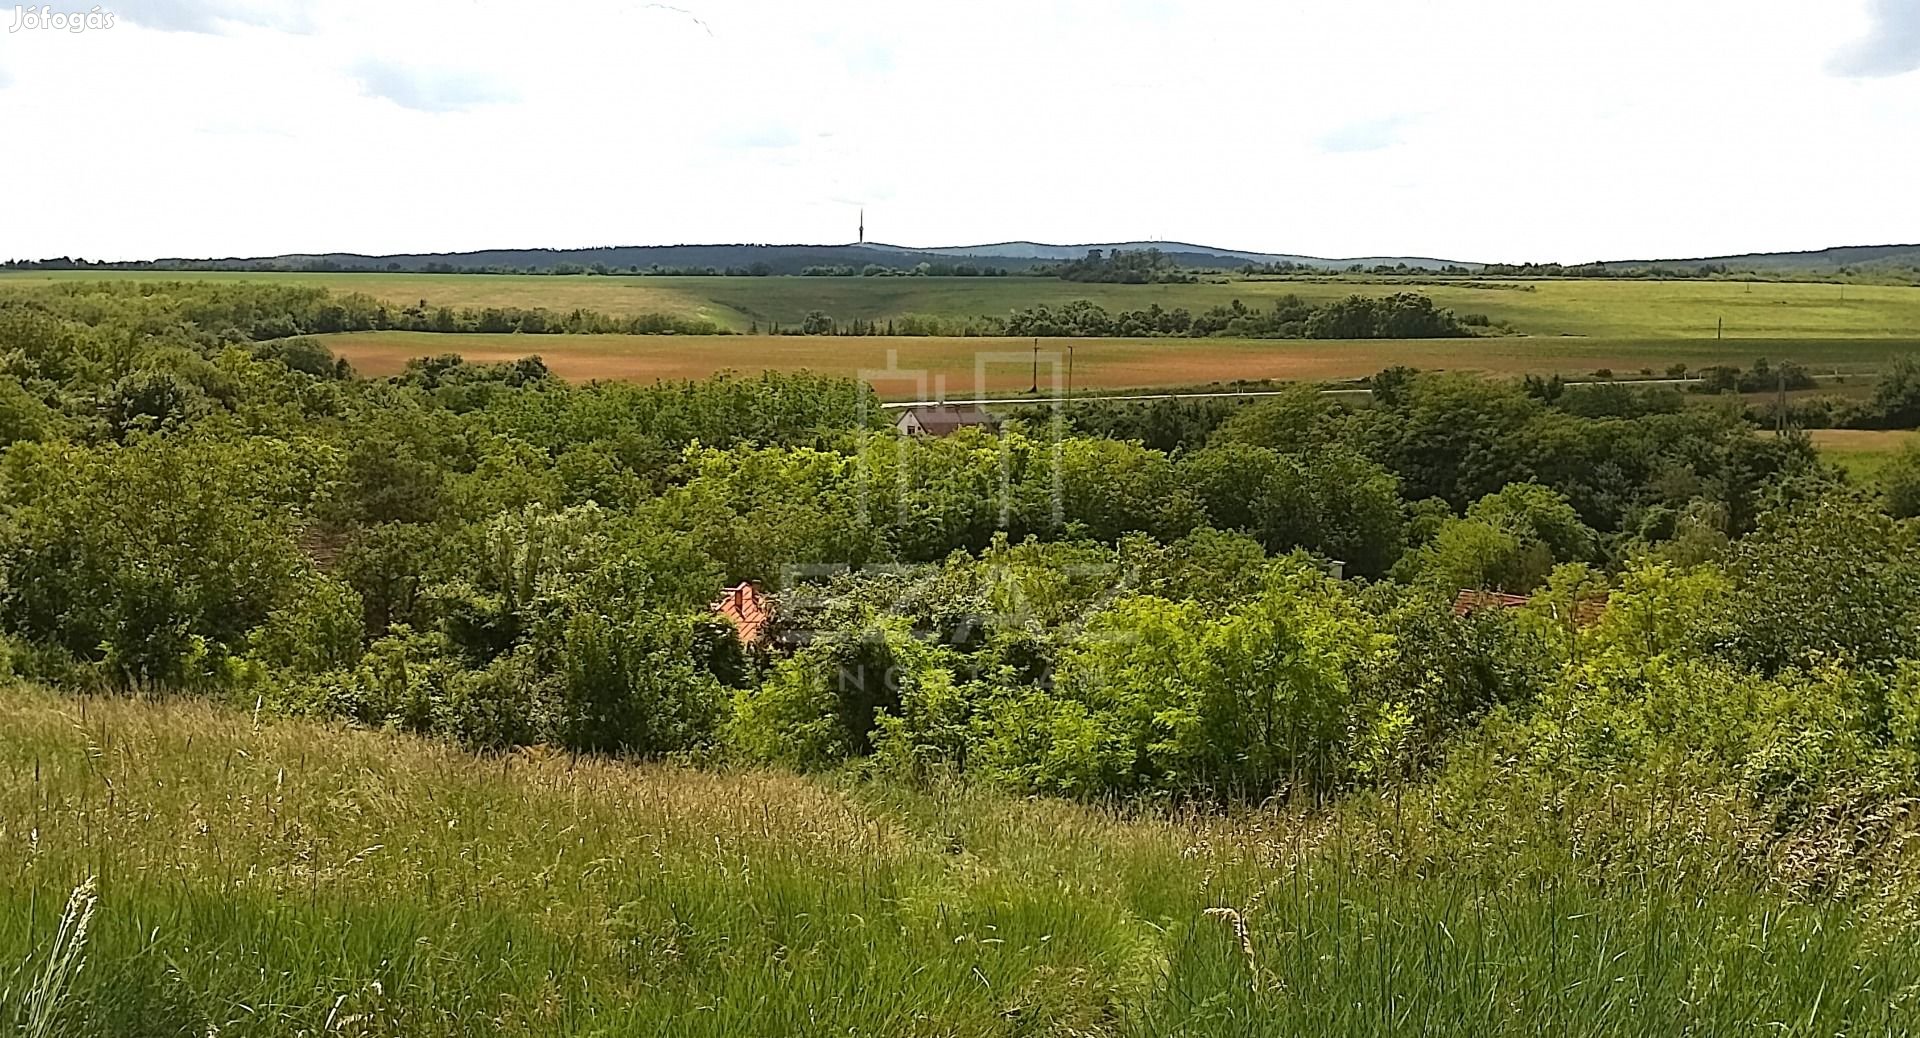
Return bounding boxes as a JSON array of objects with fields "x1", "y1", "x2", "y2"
[{"x1": 1, "y1": 0, "x2": 1916, "y2": 263}]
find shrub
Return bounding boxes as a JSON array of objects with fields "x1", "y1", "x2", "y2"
[
  {"x1": 1472, "y1": 654, "x2": 1882, "y2": 823},
  {"x1": 310, "y1": 626, "x2": 459, "y2": 732},
  {"x1": 247, "y1": 574, "x2": 365, "y2": 674},
  {"x1": 1865, "y1": 354, "x2": 1920, "y2": 427},
  {"x1": 104, "y1": 368, "x2": 213, "y2": 438},
  {"x1": 0, "y1": 437, "x2": 308, "y2": 688},
  {"x1": 553, "y1": 611, "x2": 727, "y2": 756},
  {"x1": 1881, "y1": 440, "x2": 1920, "y2": 519},
  {"x1": 1708, "y1": 497, "x2": 1920, "y2": 673},
  {"x1": 972, "y1": 560, "x2": 1391, "y2": 799},
  {"x1": 440, "y1": 649, "x2": 543, "y2": 750},
  {"x1": 1396, "y1": 483, "x2": 1596, "y2": 595},
  {"x1": 0, "y1": 376, "x2": 59, "y2": 446},
  {"x1": 731, "y1": 615, "x2": 955, "y2": 767}
]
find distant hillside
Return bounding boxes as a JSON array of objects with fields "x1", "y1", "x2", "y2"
[
  {"x1": 1599, "y1": 244, "x2": 1920, "y2": 273},
  {"x1": 8, "y1": 240, "x2": 1480, "y2": 275},
  {"x1": 10, "y1": 240, "x2": 1916, "y2": 280},
  {"x1": 880, "y1": 241, "x2": 1479, "y2": 271},
  {"x1": 145, "y1": 244, "x2": 1019, "y2": 276}
]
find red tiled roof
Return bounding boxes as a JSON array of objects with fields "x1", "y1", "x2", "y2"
[{"x1": 714, "y1": 582, "x2": 774, "y2": 645}]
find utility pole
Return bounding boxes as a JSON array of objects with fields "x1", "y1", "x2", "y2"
[
  {"x1": 1776, "y1": 369, "x2": 1788, "y2": 435},
  {"x1": 1716, "y1": 316, "x2": 1723, "y2": 340},
  {"x1": 1067, "y1": 343, "x2": 1075, "y2": 401},
  {"x1": 1031, "y1": 338, "x2": 1039, "y2": 394}
]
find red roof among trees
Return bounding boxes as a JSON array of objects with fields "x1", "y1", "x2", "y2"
[{"x1": 714, "y1": 582, "x2": 773, "y2": 645}]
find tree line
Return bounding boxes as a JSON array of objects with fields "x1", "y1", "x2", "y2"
[
  {"x1": 0, "y1": 280, "x2": 725, "y2": 340},
  {"x1": 1004, "y1": 292, "x2": 1480, "y2": 338},
  {"x1": 1525, "y1": 357, "x2": 1920, "y2": 431},
  {"x1": 1034, "y1": 248, "x2": 1200, "y2": 283}
]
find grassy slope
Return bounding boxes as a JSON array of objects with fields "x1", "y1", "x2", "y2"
[
  {"x1": 8, "y1": 271, "x2": 1918, "y2": 392},
  {"x1": 3, "y1": 683, "x2": 1916, "y2": 1036},
  {"x1": 7, "y1": 271, "x2": 1920, "y2": 338}
]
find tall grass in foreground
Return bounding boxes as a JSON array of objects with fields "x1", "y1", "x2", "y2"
[
  {"x1": 1, "y1": 682, "x2": 1916, "y2": 1036},
  {"x1": 3, "y1": 878, "x2": 98, "y2": 1038}
]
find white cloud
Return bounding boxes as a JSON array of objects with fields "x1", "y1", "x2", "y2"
[
  {"x1": 0, "y1": 0, "x2": 1913, "y2": 263},
  {"x1": 1829, "y1": 0, "x2": 1920, "y2": 76},
  {"x1": 351, "y1": 58, "x2": 515, "y2": 112},
  {"x1": 111, "y1": 0, "x2": 311, "y2": 34},
  {"x1": 1319, "y1": 115, "x2": 1420, "y2": 155}
]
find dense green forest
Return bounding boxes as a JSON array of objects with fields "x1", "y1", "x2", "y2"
[{"x1": 1, "y1": 279, "x2": 1918, "y2": 811}]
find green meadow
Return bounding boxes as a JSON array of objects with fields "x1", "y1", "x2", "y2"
[
  {"x1": 6, "y1": 270, "x2": 1920, "y2": 338},
  {"x1": 7, "y1": 268, "x2": 1912, "y2": 391},
  {"x1": 5, "y1": 682, "x2": 1918, "y2": 1038},
  {"x1": 7, "y1": 270, "x2": 1917, "y2": 392}
]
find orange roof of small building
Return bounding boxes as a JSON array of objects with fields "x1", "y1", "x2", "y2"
[{"x1": 714, "y1": 582, "x2": 774, "y2": 646}]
